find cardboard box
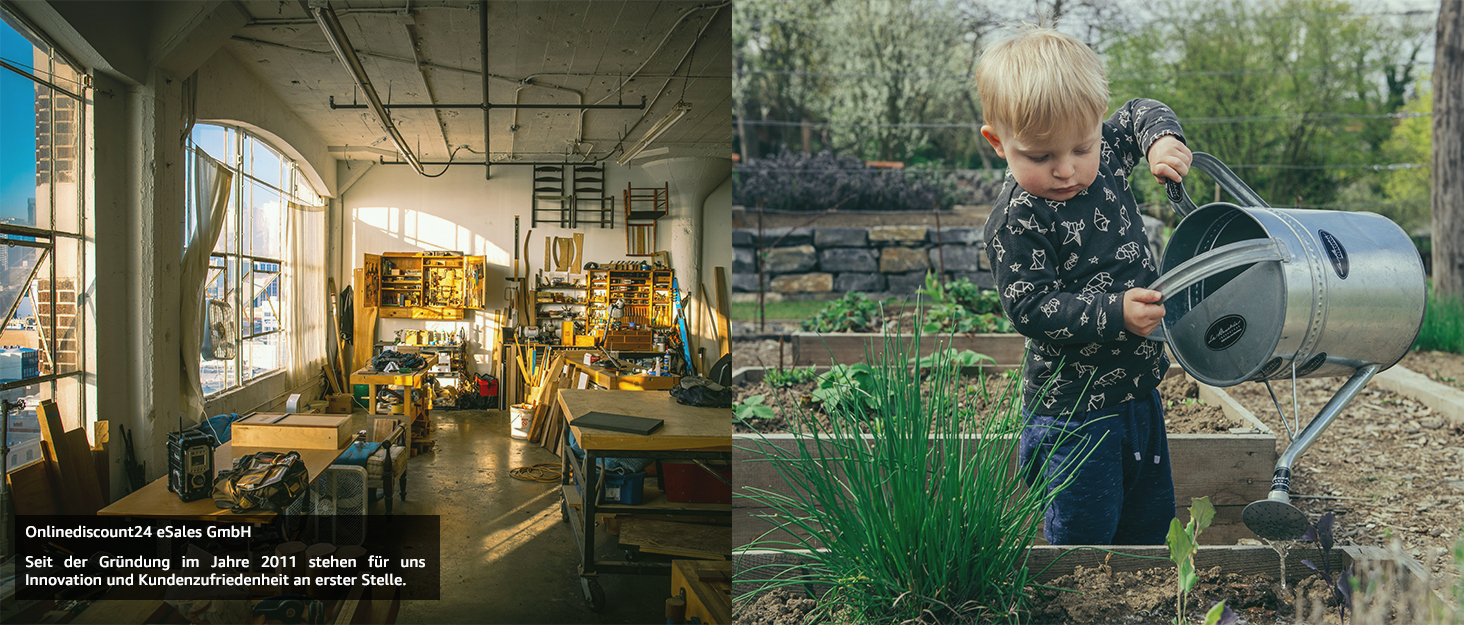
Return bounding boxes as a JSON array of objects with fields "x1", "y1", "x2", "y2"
[
  {"x1": 326, "y1": 393, "x2": 355, "y2": 414},
  {"x1": 231, "y1": 413, "x2": 355, "y2": 449}
]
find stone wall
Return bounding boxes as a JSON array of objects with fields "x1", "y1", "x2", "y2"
[
  {"x1": 732, "y1": 222, "x2": 994, "y2": 300},
  {"x1": 732, "y1": 213, "x2": 1165, "y2": 301}
]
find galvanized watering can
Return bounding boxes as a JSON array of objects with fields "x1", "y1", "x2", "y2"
[{"x1": 1148, "y1": 153, "x2": 1426, "y2": 541}]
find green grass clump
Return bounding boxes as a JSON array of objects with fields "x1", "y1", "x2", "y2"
[
  {"x1": 735, "y1": 320, "x2": 1097, "y2": 623},
  {"x1": 1414, "y1": 286, "x2": 1464, "y2": 354},
  {"x1": 732, "y1": 299, "x2": 837, "y2": 322}
]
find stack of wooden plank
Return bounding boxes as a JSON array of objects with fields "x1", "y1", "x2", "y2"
[{"x1": 6, "y1": 400, "x2": 108, "y2": 516}]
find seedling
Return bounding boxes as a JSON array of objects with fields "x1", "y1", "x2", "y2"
[
  {"x1": 809, "y1": 363, "x2": 878, "y2": 412},
  {"x1": 734, "y1": 395, "x2": 775, "y2": 423},
  {"x1": 1301, "y1": 512, "x2": 1353, "y2": 624},
  {"x1": 1202, "y1": 601, "x2": 1238, "y2": 625},
  {"x1": 1167, "y1": 496, "x2": 1216, "y2": 625},
  {"x1": 764, "y1": 366, "x2": 818, "y2": 388},
  {"x1": 909, "y1": 348, "x2": 994, "y2": 371}
]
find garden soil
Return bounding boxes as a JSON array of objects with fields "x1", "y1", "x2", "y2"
[
  {"x1": 736, "y1": 566, "x2": 1342, "y2": 625},
  {"x1": 1224, "y1": 350, "x2": 1464, "y2": 586}
]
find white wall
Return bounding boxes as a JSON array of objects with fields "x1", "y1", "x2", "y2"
[{"x1": 343, "y1": 160, "x2": 732, "y2": 376}]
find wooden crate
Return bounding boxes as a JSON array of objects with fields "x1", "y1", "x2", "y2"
[
  {"x1": 733, "y1": 373, "x2": 1276, "y2": 548},
  {"x1": 671, "y1": 559, "x2": 732, "y2": 625},
  {"x1": 231, "y1": 413, "x2": 355, "y2": 450},
  {"x1": 735, "y1": 545, "x2": 1432, "y2": 601}
]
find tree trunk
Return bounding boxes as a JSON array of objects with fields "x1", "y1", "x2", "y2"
[{"x1": 1433, "y1": 0, "x2": 1464, "y2": 298}]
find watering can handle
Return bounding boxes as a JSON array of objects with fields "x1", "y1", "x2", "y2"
[
  {"x1": 1146, "y1": 238, "x2": 1286, "y2": 301},
  {"x1": 1163, "y1": 152, "x2": 1271, "y2": 220}
]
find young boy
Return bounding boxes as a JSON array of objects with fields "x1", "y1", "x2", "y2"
[{"x1": 976, "y1": 25, "x2": 1193, "y2": 545}]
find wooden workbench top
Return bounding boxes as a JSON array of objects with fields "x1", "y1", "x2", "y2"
[
  {"x1": 97, "y1": 441, "x2": 353, "y2": 522},
  {"x1": 557, "y1": 389, "x2": 730, "y2": 452},
  {"x1": 351, "y1": 366, "x2": 428, "y2": 385}
]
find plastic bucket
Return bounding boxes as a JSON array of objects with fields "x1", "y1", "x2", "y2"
[{"x1": 509, "y1": 404, "x2": 532, "y2": 439}]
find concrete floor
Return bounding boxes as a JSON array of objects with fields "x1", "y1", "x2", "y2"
[{"x1": 365, "y1": 408, "x2": 670, "y2": 625}]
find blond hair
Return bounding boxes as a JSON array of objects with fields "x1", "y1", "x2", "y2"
[{"x1": 975, "y1": 24, "x2": 1108, "y2": 141}]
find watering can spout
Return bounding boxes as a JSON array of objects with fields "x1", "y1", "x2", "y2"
[{"x1": 1242, "y1": 364, "x2": 1381, "y2": 540}]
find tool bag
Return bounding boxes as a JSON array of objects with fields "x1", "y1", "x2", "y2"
[{"x1": 212, "y1": 451, "x2": 309, "y2": 513}]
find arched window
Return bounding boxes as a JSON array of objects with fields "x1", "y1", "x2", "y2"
[{"x1": 188, "y1": 123, "x2": 321, "y2": 396}]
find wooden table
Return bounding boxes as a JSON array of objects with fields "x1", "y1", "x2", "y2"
[
  {"x1": 351, "y1": 366, "x2": 429, "y2": 423},
  {"x1": 566, "y1": 360, "x2": 679, "y2": 391},
  {"x1": 97, "y1": 441, "x2": 352, "y2": 522},
  {"x1": 555, "y1": 390, "x2": 731, "y2": 610}
]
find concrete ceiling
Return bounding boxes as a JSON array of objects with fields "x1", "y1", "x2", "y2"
[{"x1": 223, "y1": 0, "x2": 732, "y2": 165}]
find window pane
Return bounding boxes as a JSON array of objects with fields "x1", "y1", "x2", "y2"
[
  {"x1": 48, "y1": 91, "x2": 80, "y2": 234},
  {"x1": 2, "y1": 381, "x2": 53, "y2": 468},
  {"x1": 201, "y1": 352, "x2": 229, "y2": 396},
  {"x1": 243, "y1": 332, "x2": 280, "y2": 381},
  {"x1": 192, "y1": 124, "x2": 228, "y2": 164},
  {"x1": 0, "y1": 54, "x2": 37, "y2": 228},
  {"x1": 250, "y1": 264, "x2": 280, "y2": 336},
  {"x1": 53, "y1": 235, "x2": 80, "y2": 374},
  {"x1": 250, "y1": 180, "x2": 281, "y2": 260},
  {"x1": 248, "y1": 136, "x2": 282, "y2": 189},
  {"x1": 214, "y1": 184, "x2": 236, "y2": 256}
]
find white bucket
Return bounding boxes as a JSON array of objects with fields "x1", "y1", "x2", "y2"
[{"x1": 509, "y1": 404, "x2": 532, "y2": 439}]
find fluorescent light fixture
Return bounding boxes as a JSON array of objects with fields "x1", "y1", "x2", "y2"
[{"x1": 617, "y1": 101, "x2": 692, "y2": 165}]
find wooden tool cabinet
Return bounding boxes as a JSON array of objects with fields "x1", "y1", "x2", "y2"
[
  {"x1": 363, "y1": 252, "x2": 487, "y2": 319},
  {"x1": 586, "y1": 268, "x2": 673, "y2": 347}
]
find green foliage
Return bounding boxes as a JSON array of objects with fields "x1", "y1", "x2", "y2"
[
  {"x1": 734, "y1": 0, "x2": 983, "y2": 164},
  {"x1": 1414, "y1": 285, "x2": 1464, "y2": 355},
  {"x1": 799, "y1": 292, "x2": 885, "y2": 333},
  {"x1": 809, "y1": 363, "x2": 879, "y2": 412},
  {"x1": 763, "y1": 366, "x2": 818, "y2": 388},
  {"x1": 736, "y1": 330, "x2": 1101, "y2": 623},
  {"x1": 911, "y1": 348, "x2": 994, "y2": 371},
  {"x1": 1167, "y1": 496, "x2": 1217, "y2": 625},
  {"x1": 734, "y1": 395, "x2": 776, "y2": 422},
  {"x1": 1381, "y1": 88, "x2": 1433, "y2": 233},
  {"x1": 1107, "y1": 0, "x2": 1432, "y2": 215},
  {"x1": 917, "y1": 272, "x2": 1015, "y2": 334}
]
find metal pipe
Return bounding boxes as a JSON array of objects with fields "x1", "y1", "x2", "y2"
[
  {"x1": 480, "y1": 0, "x2": 489, "y2": 180},
  {"x1": 310, "y1": 1, "x2": 425, "y2": 175},
  {"x1": 328, "y1": 96, "x2": 642, "y2": 110}
]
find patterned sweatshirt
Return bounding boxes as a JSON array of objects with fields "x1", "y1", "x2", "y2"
[{"x1": 983, "y1": 98, "x2": 1184, "y2": 417}]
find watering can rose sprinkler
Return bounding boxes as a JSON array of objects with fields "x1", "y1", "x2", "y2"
[{"x1": 1149, "y1": 153, "x2": 1426, "y2": 541}]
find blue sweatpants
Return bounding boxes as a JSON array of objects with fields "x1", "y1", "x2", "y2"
[{"x1": 1018, "y1": 389, "x2": 1175, "y2": 545}]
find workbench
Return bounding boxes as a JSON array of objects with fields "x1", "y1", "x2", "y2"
[
  {"x1": 555, "y1": 390, "x2": 731, "y2": 611},
  {"x1": 97, "y1": 441, "x2": 353, "y2": 522},
  {"x1": 351, "y1": 366, "x2": 429, "y2": 423},
  {"x1": 566, "y1": 359, "x2": 679, "y2": 391}
]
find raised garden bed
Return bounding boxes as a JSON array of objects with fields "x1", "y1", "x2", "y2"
[
  {"x1": 733, "y1": 366, "x2": 1277, "y2": 548},
  {"x1": 733, "y1": 544, "x2": 1435, "y2": 625},
  {"x1": 789, "y1": 331, "x2": 1026, "y2": 366}
]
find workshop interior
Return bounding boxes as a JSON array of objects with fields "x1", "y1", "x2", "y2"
[{"x1": 0, "y1": 1, "x2": 734, "y2": 623}]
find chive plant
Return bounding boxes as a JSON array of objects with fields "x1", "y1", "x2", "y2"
[{"x1": 736, "y1": 320, "x2": 1098, "y2": 624}]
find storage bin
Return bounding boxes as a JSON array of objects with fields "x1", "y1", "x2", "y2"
[
  {"x1": 662, "y1": 460, "x2": 732, "y2": 504},
  {"x1": 573, "y1": 468, "x2": 646, "y2": 505}
]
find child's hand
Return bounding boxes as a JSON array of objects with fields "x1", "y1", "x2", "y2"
[
  {"x1": 1148, "y1": 135, "x2": 1192, "y2": 184},
  {"x1": 1123, "y1": 288, "x2": 1166, "y2": 337}
]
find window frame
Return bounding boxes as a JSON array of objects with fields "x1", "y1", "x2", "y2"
[
  {"x1": 1, "y1": 5, "x2": 93, "y2": 470},
  {"x1": 192, "y1": 124, "x2": 313, "y2": 397}
]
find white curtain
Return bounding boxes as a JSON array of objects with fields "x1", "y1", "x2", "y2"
[
  {"x1": 181, "y1": 150, "x2": 233, "y2": 423},
  {"x1": 285, "y1": 201, "x2": 327, "y2": 391}
]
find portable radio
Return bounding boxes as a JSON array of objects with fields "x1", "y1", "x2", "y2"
[{"x1": 167, "y1": 428, "x2": 217, "y2": 502}]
